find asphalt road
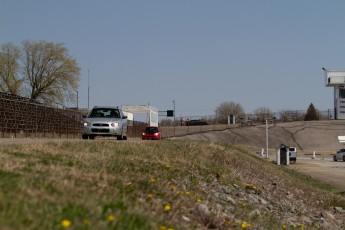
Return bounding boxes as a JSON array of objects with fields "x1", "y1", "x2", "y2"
[{"x1": 289, "y1": 157, "x2": 345, "y2": 193}]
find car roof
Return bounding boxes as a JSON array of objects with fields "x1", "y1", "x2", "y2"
[{"x1": 93, "y1": 106, "x2": 119, "y2": 109}]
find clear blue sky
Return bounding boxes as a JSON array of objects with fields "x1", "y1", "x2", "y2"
[{"x1": 1, "y1": 0, "x2": 344, "y2": 117}]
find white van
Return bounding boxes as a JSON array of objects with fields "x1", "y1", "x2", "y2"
[{"x1": 289, "y1": 147, "x2": 297, "y2": 163}]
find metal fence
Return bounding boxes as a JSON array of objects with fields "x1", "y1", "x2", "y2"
[{"x1": 0, "y1": 95, "x2": 83, "y2": 138}]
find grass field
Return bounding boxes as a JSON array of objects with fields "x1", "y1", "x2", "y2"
[{"x1": 0, "y1": 139, "x2": 345, "y2": 229}]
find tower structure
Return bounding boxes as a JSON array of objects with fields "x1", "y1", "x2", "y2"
[{"x1": 324, "y1": 69, "x2": 345, "y2": 119}]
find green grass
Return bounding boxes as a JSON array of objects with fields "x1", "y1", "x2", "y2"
[{"x1": 0, "y1": 140, "x2": 344, "y2": 229}]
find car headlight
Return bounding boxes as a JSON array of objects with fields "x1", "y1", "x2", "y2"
[
  {"x1": 111, "y1": 122, "x2": 119, "y2": 127},
  {"x1": 83, "y1": 122, "x2": 91, "y2": 126}
]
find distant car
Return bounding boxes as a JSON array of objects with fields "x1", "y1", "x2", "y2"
[
  {"x1": 334, "y1": 148, "x2": 345, "y2": 161},
  {"x1": 185, "y1": 120, "x2": 208, "y2": 126},
  {"x1": 82, "y1": 106, "x2": 128, "y2": 140},
  {"x1": 142, "y1": 126, "x2": 161, "y2": 140}
]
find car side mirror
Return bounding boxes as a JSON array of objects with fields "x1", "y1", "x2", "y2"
[{"x1": 122, "y1": 115, "x2": 127, "y2": 119}]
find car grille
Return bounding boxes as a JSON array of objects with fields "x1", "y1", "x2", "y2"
[
  {"x1": 93, "y1": 123, "x2": 109, "y2": 127},
  {"x1": 91, "y1": 128, "x2": 110, "y2": 133}
]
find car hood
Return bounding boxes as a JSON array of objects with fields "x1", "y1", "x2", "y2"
[{"x1": 85, "y1": 117, "x2": 123, "y2": 123}]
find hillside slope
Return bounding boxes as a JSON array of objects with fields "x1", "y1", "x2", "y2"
[
  {"x1": 171, "y1": 120, "x2": 345, "y2": 154},
  {"x1": 1, "y1": 140, "x2": 345, "y2": 229}
]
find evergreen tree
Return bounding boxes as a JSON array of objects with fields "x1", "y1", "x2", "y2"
[{"x1": 304, "y1": 103, "x2": 319, "y2": 121}]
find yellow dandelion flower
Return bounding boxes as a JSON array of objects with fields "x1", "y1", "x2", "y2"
[
  {"x1": 170, "y1": 184, "x2": 176, "y2": 190},
  {"x1": 240, "y1": 202, "x2": 246, "y2": 207},
  {"x1": 241, "y1": 221, "x2": 247, "y2": 229},
  {"x1": 282, "y1": 224, "x2": 287, "y2": 229},
  {"x1": 107, "y1": 214, "x2": 115, "y2": 222},
  {"x1": 147, "y1": 193, "x2": 154, "y2": 198},
  {"x1": 167, "y1": 228, "x2": 174, "y2": 230},
  {"x1": 83, "y1": 219, "x2": 90, "y2": 225},
  {"x1": 195, "y1": 198, "x2": 202, "y2": 202},
  {"x1": 150, "y1": 178, "x2": 157, "y2": 183},
  {"x1": 61, "y1": 219, "x2": 72, "y2": 228},
  {"x1": 165, "y1": 164, "x2": 172, "y2": 168},
  {"x1": 164, "y1": 204, "x2": 171, "y2": 211},
  {"x1": 160, "y1": 226, "x2": 167, "y2": 230},
  {"x1": 185, "y1": 191, "x2": 191, "y2": 195},
  {"x1": 176, "y1": 191, "x2": 183, "y2": 195}
]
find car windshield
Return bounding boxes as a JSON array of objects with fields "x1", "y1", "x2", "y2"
[
  {"x1": 145, "y1": 127, "x2": 158, "y2": 132},
  {"x1": 88, "y1": 108, "x2": 120, "y2": 118}
]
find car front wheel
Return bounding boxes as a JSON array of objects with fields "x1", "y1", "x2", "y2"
[{"x1": 334, "y1": 155, "x2": 337, "y2": 161}]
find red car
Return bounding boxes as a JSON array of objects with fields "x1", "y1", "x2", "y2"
[{"x1": 142, "y1": 126, "x2": 162, "y2": 140}]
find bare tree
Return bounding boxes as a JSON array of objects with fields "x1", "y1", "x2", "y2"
[
  {"x1": 21, "y1": 40, "x2": 80, "y2": 106},
  {"x1": 0, "y1": 43, "x2": 23, "y2": 94},
  {"x1": 215, "y1": 101, "x2": 245, "y2": 124},
  {"x1": 253, "y1": 106, "x2": 273, "y2": 122},
  {"x1": 280, "y1": 110, "x2": 305, "y2": 122}
]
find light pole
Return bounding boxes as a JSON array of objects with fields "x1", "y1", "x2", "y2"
[
  {"x1": 173, "y1": 99, "x2": 176, "y2": 136},
  {"x1": 266, "y1": 119, "x2": 269, "y2": 158},
  {"x1": 88, "y1": 69, "x2": 90, "y2": 109}
]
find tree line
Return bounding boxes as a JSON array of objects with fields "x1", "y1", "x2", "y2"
[
  {"x1": 0, "y1": 41, "x2": 80, "y2": 107},
  {"x1": 214, "y1": 101, "x2": 319, "y2": 123}
]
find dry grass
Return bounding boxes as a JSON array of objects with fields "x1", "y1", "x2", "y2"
[{"x1": 0, "y1": 140, "x2": 344, "y2": 229}]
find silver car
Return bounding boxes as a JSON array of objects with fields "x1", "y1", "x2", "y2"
[
  {"x1": 82, "y1": 106, "x2": 128, "y2": 140},
  {"x1": 333, "y1": 148, "x2": 345, "y2": 161}
]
